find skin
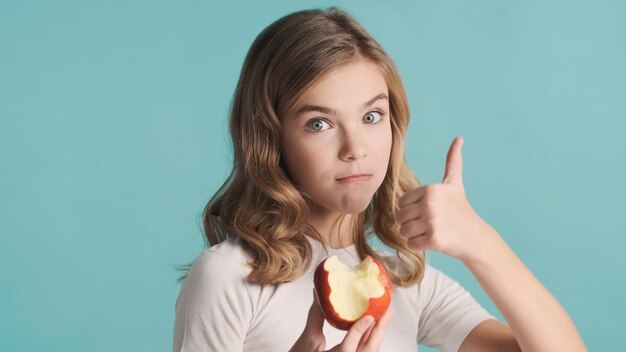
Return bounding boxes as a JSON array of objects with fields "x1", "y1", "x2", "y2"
[
  {"x1": 395, "y1": 136, "x2": 587, "y2": 351},
  {"x1": 283, "y1": 58, "x2": 396, "y2": 351},
  {"x1": 280, "y1": 58, "x2": 392, "y2": 249},
  {"x1": 289, "y1": 288, "x2": 395, "y2": 352},
  {"x1": 282, "y1": 58, "x2": 587, "y2": 350}
]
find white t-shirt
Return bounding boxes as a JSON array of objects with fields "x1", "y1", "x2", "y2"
[{"x1": 173, "y1": 235, "x2": 497, "y2": 352}]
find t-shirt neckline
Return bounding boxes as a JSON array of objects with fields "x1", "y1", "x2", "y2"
[{"x1": 305, "y1": 234, "x2": 356, "y2": 253}]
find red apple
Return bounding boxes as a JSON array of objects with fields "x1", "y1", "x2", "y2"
[{"x1": 314, "y1": 254, "x2": 393, "y2": 331}]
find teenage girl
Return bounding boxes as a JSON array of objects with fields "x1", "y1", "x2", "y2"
[{"x1": 173, "y1": 7, "x2": 586, "y2": 352}]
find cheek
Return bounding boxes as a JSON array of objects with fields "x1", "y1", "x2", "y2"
[
  {"x1": 385, "y1": 130, "x2": 393, "y2": 157},
  {"x1": 369, "y1": 124, "x2": 393, "y2": 158},
  {"x1": 283, "y1": 141, "x2": 327, "y2": 184}
]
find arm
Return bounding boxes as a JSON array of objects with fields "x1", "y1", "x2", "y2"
[
  {"x1": 395, "y1": 136, "x2": 587, "y2": 352},
  {"x1": 460, "y1": 229, "x2": 587, "y2": 352},
  {"x1": 459, "y1": 319, "x2": 520, "y2": 352}
]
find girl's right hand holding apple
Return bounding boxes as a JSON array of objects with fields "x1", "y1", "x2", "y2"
[{"x1": 289, "y1": 289, "x2": 395, "y2": 352}]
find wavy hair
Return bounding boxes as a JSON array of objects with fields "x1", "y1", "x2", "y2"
[{"x1": 177, "y1": 6, "x2": 426, "y2": 287}]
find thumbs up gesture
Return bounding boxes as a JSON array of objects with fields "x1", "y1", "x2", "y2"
[{"x1": 394, "y1": 136, "x2": 498, "y2": 263}]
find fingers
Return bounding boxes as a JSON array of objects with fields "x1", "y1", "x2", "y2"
[
  {"x1": 397, "y1": 188, "x2": 423, "y2": 208},
  {"x1": 395, "y1": 201, "x2": 424, "y2": 227},
  {"x1": 407, "y1": 234, "x2": 430, "y2": 251},
  {"x1": 361, "y1": 323, "x2": 375, "y2": 343},
  {"x1": 359, "y1": 307, "x2": 395, "y2": 349},
  {"x1": 398, "y1": 217, "x2": 428, "y2": 240},
  {"x1": 337, "y1": 315, "x2": 376, "y2": 351}
]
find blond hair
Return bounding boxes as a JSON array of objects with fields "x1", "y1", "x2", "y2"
[{"x1": 177, "y1": 6, "x2": 426, "y2": 287}]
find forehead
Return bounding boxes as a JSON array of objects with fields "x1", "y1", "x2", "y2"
[{"x1": 295, "y1": 60, "x2": 388, "y2": 110}]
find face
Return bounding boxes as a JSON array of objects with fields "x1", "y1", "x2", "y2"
[{"x1": 280, "y1": 59, "x2": 393, "y2": 216}]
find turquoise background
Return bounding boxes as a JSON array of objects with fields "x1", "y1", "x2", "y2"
[{"x1": 1, "y1": 0, "x2": 624, "y2": 351}]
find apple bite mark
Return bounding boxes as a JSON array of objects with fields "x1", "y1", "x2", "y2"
[
  {"x1": 327, "y1": 256, "x2": 384, "y2": 319},
  {"x1": 314, "y1": 255, "x2": 393, "y2": 330}
]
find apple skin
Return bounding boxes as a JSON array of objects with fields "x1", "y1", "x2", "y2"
[{"x1": 314, "y1": 254, "x2": 393, "y2": 331}]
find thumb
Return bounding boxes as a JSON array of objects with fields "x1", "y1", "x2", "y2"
[
  {"x1": 337, "y1": 315, "x2": 375, "y2": 350},
  {"x1": 442, "y1": 136, "x2": 464, "y2": 185}
]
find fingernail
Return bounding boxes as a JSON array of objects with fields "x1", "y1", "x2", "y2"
[{"x1": 364, "y1": 316, "x2": 374, "y2": 326}]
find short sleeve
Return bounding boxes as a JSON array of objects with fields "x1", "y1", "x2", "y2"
[
  {"x1": 173, "y1": 250, "x2": 253, "y2": 352},
  {"x1": 417, "y1": 265, "x2": 497, "y2": 352}
]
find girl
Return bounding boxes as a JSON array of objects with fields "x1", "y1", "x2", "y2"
[{"x1": 173, "y1": 7, "x2": 586, "y2": 352}]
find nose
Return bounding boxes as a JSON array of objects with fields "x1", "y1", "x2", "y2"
[{"x1": 338, "y1": 128, "x2": 368, "y2": 162}]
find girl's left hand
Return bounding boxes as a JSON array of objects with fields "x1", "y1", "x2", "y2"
[{"x1": 394, "y1": 136, "x2": 498, "y2": 263}]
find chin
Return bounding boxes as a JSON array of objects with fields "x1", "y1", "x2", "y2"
[
  {"x1": 308, "y1": 190, "x2": 374, "y2": 215},
  {"x1": 339, "y1": 198, "x2": 373, "y2": 214}
]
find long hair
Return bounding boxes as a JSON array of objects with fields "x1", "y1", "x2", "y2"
[{"x1": 176, "y1": 6, "x2": 426, "y2": 287}]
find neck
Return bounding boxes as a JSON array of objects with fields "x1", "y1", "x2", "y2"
[{"x1": 306, "y1": 201, "x2": 357, "y2": 249}]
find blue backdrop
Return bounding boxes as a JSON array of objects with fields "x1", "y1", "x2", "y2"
[{"x1": 1, "y1": 1, "x2": 624, "y2": 351}]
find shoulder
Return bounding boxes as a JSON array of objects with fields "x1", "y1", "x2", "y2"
[
  {"x1": 176, "y1": 237, "x2": 256, "y2": 313},
  {"x1": 416, "y1": 264, "x2": 497, "y2": 351},
  {"x1": 174, "y1": 238, "x2": 255, "y2": 351},
  {"x1": 188, "y1": 236, "x2": 255, "y2": 282},
  {"x1": 420, "y1": 263, "x2": 445, "y2": 282}
]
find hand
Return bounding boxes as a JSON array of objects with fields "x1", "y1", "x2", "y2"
[
  {"x1": 394, "y1": 136, "x2": 498, "y2": 263},
  {"x1": 289, "y1": 288, "x2": 395, "y2": 352}
]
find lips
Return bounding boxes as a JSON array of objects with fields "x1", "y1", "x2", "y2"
[
  {"x1": 337, "y1": 173, "x2": 371, "y2": 180},
  {"x1": 336, "y1": 173, "x2": 372, "y2": 182}
]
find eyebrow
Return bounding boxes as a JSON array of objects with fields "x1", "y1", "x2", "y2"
[{"x1": 293, "y1": 93, "x2": 389, "y2": 119}]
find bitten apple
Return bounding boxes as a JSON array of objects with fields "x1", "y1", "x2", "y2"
[{"x1": 313, "y1": 254, "x2": 393, "y2": 331}]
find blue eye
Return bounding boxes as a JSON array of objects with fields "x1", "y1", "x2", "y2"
[
  {"x1": 306, "y1": 119, "x2": 330, "y2": 132},
  {"x1": 363, "y1": 111, "x2": 384, "y2": 124},
  {"x1": 305, "y1": 110, "x2": 386, "y2": 133}
]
